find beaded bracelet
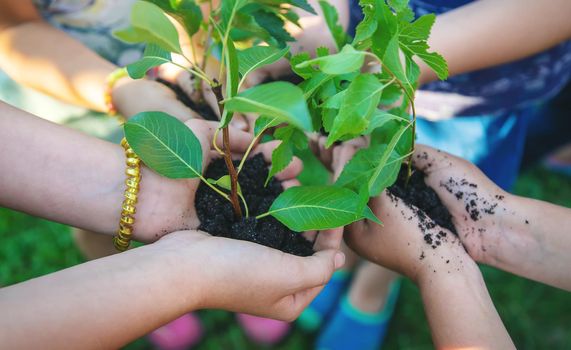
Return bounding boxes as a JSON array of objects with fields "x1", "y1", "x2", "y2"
[
  {"x1": 104, "y1": 68, "x2": 128, "y2": 123},
  {"x1": 113, "y1": 137, "x2": 141, "y2": 252}
]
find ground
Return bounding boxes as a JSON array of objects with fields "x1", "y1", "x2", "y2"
[{"x1": 1, "y1": 166, "x2": 570, "y2": 350}]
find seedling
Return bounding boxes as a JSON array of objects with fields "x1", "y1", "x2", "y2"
[{"x1": 115, "y1": 0, "x2": 448, "y2": 235}]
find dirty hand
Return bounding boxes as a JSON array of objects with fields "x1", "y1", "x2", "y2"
[
  {"x1": 331, "y1": 145, "x2": 474, "y2": 284},
  {"x1": 406, "y1": 145, "x2": 517, "y2": 265}
]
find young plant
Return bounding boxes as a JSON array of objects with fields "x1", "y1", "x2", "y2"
[
  {"x1": 114, "y1": 0, "x2": 447, "y2": 235},
  {"x1": 113, "y1": 0, "x2": 381, "y2": 232},
  {"x1": 295, "y1": 0, "x2": 449, "y2": 197}
]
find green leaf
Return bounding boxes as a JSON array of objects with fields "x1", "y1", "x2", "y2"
[
  {"x1": 290, "y1": 52, "x2": 315, "y2": 78},
  {"x1": 237, "y1": 45, "x2": 289, "y2": 87},
  {"x1": 208, "y1": 175, "x2": 243, "y2": 194},
  {"x1": 295, "y1": 147, "x2": 330, "y2": 186},
  {"x1": 126, "y1": 44, "x2": 171, "y2": 79},
  {"x1": 326, "y1": 74, "x2": 386, "y2": 146},
  {"x1": 335, "y1": 144, "x2": 402, "y2": 196},
  {"x1": 296, "y1": 45, "x2": 366, "y2": 75},
  {"x1": 352, "y1": 0, "x2": 377, "y2": 50},
  {"x1": 267, "y1": 139, "x2": 294, "y2": 185},
  {"x1": 171, "y1": 0, "x2": 203, "y2": 36},
  {"x1": 363, "y1": 110, "x2": 409, "y2": 134},
  {"x1": 253, "y1": 10, "x2": 294, "y2": 45},
  {"x1": 319, "y1": 0, "x2": 349, "y2": 51},
  {"x1": 399, "y1": 14, "x2": 448, "y2": 80},
  {"x1": 300, "y1": 72, "x2": 335, "y2": 99},
  {"x1": 123, "y1": 1, "x2": 182, "y2": 54},
  {"x1": 366, "y1": 123, "x2": 411, "y2": 194},
  {"x1": 124, "y1": 111, "x2": 203, "y2": 179},
  {"x1": 266, "y1": 186, "x2": 380, "y2": 231},
  {"x1": 221, "y1": 0, "x2": 248, "y2": 32},
  {"x1": 286, "y1": 0, "x2": 317, "y2": 14},
  {"x1": 254, "y1": 116, "x2": 280, "y2": 136},
  {"x1": 224, "y1": 82, "x2": 313, "y2": 131}
]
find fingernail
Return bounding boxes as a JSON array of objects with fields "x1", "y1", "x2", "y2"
[{"x1": 334, "y1": 251, "x2": 345, "y2": 269}]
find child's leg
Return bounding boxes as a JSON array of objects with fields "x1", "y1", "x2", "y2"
[
  {"x1": 298, "y1": 239, "x2": 359, "y2": 331},
  {"x1": 316, "y1": 262, "x2": 401, "y2": 350}
]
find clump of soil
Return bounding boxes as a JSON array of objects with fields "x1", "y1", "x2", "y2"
[
  {"x1": 388, "y1": 165, "x2": 458, "y2": 249},
  {"x1": 156, "y1": 78, "x2": 219, "y2": 121},
  {"x1": 195, "y1": 154, "x2": 314, "y2": 256},
  {"x1": 440, "y1": 177, "x2": 499, "y2": 221}
]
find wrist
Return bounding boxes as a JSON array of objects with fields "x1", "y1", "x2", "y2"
[
  {"x1": 150, "y1": 231, "x2": 211, "y2": 309},
  {"x1": 414, "y1": 243, "x2": 479, "y2": 288},
  {"x1": 418, "y1": 255, "x2": 482, "y2": 293},
  {"x1": 133, "y1": 166, "x2": 199, "y2": 242}
]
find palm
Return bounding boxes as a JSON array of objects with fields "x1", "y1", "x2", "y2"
[{"x1": 413, "y1": 145, "x2": 510, "y2": 262}]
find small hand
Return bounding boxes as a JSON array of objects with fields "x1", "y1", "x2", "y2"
[
  {"x1": 134, "y1": 120, "x2": 303, "y2": 243},
  {"x1": 331, "y1": 145, "x2": 473, "y2": 284},
  {"x1": 408, "y1": 145, "x2": 513, "y2": 264},
  {"x1": 112, "y1": 78, "x2": 201, "y2": 121},
  {"x1": 156, "y1": 228, "x2": 345, "y2": 321}
]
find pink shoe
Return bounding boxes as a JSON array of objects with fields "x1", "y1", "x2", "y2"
[
  {"x1": 147, "y1": 313, "x2": 203, "y2": 350},
  {"x1": 236, "y1": 314, "x2": 291, "y2": 345}
]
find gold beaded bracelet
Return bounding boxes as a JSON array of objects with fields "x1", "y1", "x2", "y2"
[
  {"x1": 113, "y1": 137, "x2": 142, "y2": 252},
  {"x1": 104, "y1": 68, "x2": 128, "y2": 123}
]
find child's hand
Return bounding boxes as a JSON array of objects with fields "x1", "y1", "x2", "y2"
[
  {"x1": 112, "y1": 78, "x2": 201, "y2": 122},
  {"x1": 344, "y1": 190, "x2": 474, "y2": 284},
  {"x1": 156, "y1": 227, "x2": 345, "y2": 321},
  {"x1": 406, "y1": 145, "x2": 514, "y2": 265},
  {"x1": 134, "y1": 120, "x2": 302, "y2": 243},
  {"x1": 329, "y1": 145, "x2": 474, "y2": 284}
]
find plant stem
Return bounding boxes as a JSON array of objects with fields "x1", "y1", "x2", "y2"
[
  {"x1": 365, "y1": 52, "x2": 417, "y2": 186},
  {"x1": 198, "y1": 175, "x2": 230, "y2": 200},
  {"x1": 236, "y1": 132, "x2": 264, "y2": 175},
  {"x1": 255, "y1": 211, "x2": 271, "y2": 220},
  {"x1": 212, "y1": 83, "x2": 243, "y2": 219}
]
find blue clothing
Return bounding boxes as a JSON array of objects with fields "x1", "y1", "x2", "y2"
[{"x1": 348, "y1": 0, "x2": 571, "y2": 189}]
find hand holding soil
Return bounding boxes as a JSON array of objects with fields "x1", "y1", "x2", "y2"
[
  {"x1": 112, "y1": 77, "x2": 203, "y2": 121},
  {"x1": 152, "y1": 229, "x2": 345, "y2": 321},
  {"x1": 410, "y1": 145, "x2": 521, "y2": 265},
  {"x1": 131, "y1": 120, "x2": 302, "y2": 243}
]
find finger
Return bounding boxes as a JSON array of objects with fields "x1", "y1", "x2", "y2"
[
  {"x1": 331, "y1": 144, "x2": 358, "y2": 181},
  {"x1": 186, "y1": 119, "x2": 252, "y2": 153},
  {"x1": 161, "y1": 99, "x2": 202, "y2": 121},
  {"x1": 314, "y1": 226, "x2": 344, "y2": 251},
  {"x1": 292, "y1": 248, "x2": 344, "y2": 292},
  {"x1": 254, "y1": 141, "x2": 303, "y2": 180},
  {"x1": 282, "y1": 179, "x2": 300, "y2": 189}
]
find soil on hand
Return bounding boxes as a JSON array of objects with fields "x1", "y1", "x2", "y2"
[
  {"x1": 388, "y1": 165, "x2": 458, "y2": 249},
  {"x1": 195, "y1": 154, "x2": 314, "y2": 256},
  {"x1": 156, "y1": 78, "x2": 219, "y2": 121}
]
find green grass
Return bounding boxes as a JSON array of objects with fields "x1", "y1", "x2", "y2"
[{"x1": 1, "y1": 167, "x2": 570, "y2": 349}]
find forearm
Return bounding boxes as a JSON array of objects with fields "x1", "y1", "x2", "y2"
[
  {"x1": 0, "y1": 102, "x2": 193, "y2": 239},
  {"x1": 486, "y1": 194, "x2": 571, "y2": 291},
  {"x1": 0, "y1": 21, "x2": 117, "y2": 111},
  {"x1": 419, "y1": 261, "x2": 514, "y2": 349},
  {"x1": 0, "y1": 239, "x2": 202, "y2": 349},
  {"x1": 419, "y1": 0, "x2": 571, "y2": 84}
]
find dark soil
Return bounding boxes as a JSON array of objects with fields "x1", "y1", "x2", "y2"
[
  {"x1": 156, "y1": 77, "x2": 219, "y2": 121},
  {"x1": 388, "y1": 165, "x2": 458, "y2": 249},
  {"x1": 195, "y1": 154, "x2": 314, "y2": 256}
]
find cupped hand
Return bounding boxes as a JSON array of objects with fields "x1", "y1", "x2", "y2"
[
  {"x1": 133, "y1": 120, "x2": 303, "y2": 243},
  {"x1": 407, "y1": 145, "x2": 513, "y2": 265},
  {"x1": 331, "y1": 146, "x2": 474, "y2": 284},
  {"x1": 156, "y1": 227, "x2": 345, "y2": 321},
  {"x1": 112, "y1": 77, "x2": 201, "y2": 121}
]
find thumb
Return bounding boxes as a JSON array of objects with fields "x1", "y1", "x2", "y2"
[{"x1": 294, "y1": 249, "x2": 345, "y2": 292}]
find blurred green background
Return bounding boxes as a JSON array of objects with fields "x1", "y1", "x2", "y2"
[{"x1": 1, "y1": 167, "x2": 570, "y2": 350}]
